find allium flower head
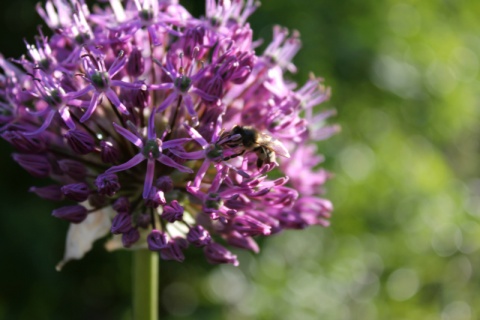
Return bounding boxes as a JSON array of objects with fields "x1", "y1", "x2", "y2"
[{"x1": 1, "y1": 0, "x2": 336, "y2": 268}]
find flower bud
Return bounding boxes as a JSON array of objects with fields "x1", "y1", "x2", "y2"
[
  {"x1": 2, "y1": 131, "x2": 45, "y2": 152},
  {"x1": 203, "y1": 243, "x2": 239, "y2": 266},
  {"x1": 225, "y1": 231, "x2": 259, "y2": 253},
  {"x1": 52, "y1": 205, "x2": 88, "y2": 223},
  {"x1": 95, "y1": 173, "x2": 120, "y2": 196},
  {"x1": 29, "y1": 185, "x2": 64, "y2": 201},
  {"x1": 126, "y1": 47, "x2": 144, "y2": 77},
  {"x1": 122, "y1": 228, "x2": 140, "y2": 248},
  {"x1": 147, "y1": 229, "x2": 168, "y2": 251},
  {"x1": 111, "y1": 212, "x2": 132, "y2": 234},
  {"x1": 232, "y1": 215, "x2": 271, "y2": 236},
  {"x1": 187, "y1": 225, "x2": 211, "y2": 247},
  {"x1": 100, "y1": 141, "x2": 120, "y2": 163},
  {"x1": 61, "y1": 182, "x2": 90, "y2": 202},
  {"x1": 183, "y1": 26, "x2": 205, "y2": 58},
  {"x1": 89, "y1": 193, "x2": 108, "y2": 208},
  {"x1": 160, "y1": 238, "x2": 188, "y2": 262},
  {"x1": 113, "y1": 197, "x2": 130, "y2": 213},
  {"x1": 64, "y1": 130, "x2": 95, "y2": 155},
  {"x1": 136, "y1": 213, "x2": 151, "y2": 229},
  {"x1": 58, "y1": 159, "x2": 87, "y2": 180},
  {"x1": 145, "y1": 187, "x2": 166, "y2": 208},
  {"x1": 120, "y1": 82, "x2": 150, "y2": 110},
  {"x1": 13, "y1": 153, "x2": 51, "y2": 177},
  {"x1": 155, "y1": 175, "x2": 173, "y2": 193},
  {"x1": 161, "y1": 200, "x2": 184, "y2": 223}
]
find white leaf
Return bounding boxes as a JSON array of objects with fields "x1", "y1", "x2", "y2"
[{"x1": 56, "y1": 205, "x2": 114, "y2": 271}]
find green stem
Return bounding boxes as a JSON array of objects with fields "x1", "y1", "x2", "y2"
[{"x1": 133, "y1": 249, "x2": 159, "y2": 320}]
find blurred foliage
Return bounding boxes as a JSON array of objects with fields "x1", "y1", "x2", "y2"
[{"x1": 1, "y1": 0, "x2": 480, "y2": 319}]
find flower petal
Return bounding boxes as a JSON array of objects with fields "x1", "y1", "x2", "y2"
[
  {"x1": 143, "y1": 159, "x2": 155, "y2": 199},
  {"x1": 162, "y1": 138, "x2": 191, "y2": 149},
  {"x1": 22, "y1": 109, "x2": 56, "y2": 136},
  {"x1": 113, "y1": 122, "x2": 143, "y2": 147},
  {"x1": 157, "y1": 154, "x2": 193, "y2": 173},
  {"x1": 80, "y1": 91, "x2": 102, "y2": 123},
  {"x1": 105, "y1": 89, "x2": 129, "y2": 115},
  {"x1": 106, "y1": 153, "x2": 145, "y2": 174},
  {"x1": 184, "y1": 123, "x2": 208, "y2": 148}
]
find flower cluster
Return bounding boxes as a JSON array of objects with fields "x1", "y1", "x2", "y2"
[{"x1": 0, "y1": 0, "x2": 337, "y2": 267}]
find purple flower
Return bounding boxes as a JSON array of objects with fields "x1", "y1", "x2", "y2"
[
  {"x1": 1, "y1": 0, "x2": 336, "y2": 267},
  {"x1": 104, "y1": 121, "x2": 192, "y2": 199},
  {"x1": 70, "y1": 51, "x2": 146, "y2": 122},
  {"x1": 20, "y1": 71, "x2": 78, "y2": 136},
  {"x1": 149, "y1": 50, "x2": 220, "y2": 120}
]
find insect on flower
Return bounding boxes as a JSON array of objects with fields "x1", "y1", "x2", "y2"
[{"x1": 219, "y1": 125, "x2": 291, "y2": 168}]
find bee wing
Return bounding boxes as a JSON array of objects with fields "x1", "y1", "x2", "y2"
[
  {"x1": 257, "y1": 133, "x2": 290, "y2": 158},
  {"x1": 269, "y1": 139, "x2": 290, "y2": 158}
]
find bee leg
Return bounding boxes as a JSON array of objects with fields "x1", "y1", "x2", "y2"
[
  {"x1": 222, "y1": 149, "x2": 245, "y2": 161},
  {"x1": 254, "y1": 146, "x2": 267, "y2": 169},
  {"x1": 256, "y1": 158, "x2": 264, "y2": 168}
]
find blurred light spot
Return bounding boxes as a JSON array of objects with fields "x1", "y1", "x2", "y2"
[
  {"x1": 441, "y1": 301, "x2": 471, "y2": 320},
  {"x1": 349, "y1": 272, "x2": 380, "y2": 302},
  {"x1": 258, "y1": 245, "x2": 287, "y2": 281},
  {"x1": 287, "y1": 273, "x2": 327, "y2": 308},
  {"x1": 405, "y1": 227, "x2": 431, "y2": 254},
  {"x1": 161, "y1": 282, "x2": 198, "y2": 317},
  {"x1": 350, "y1": 302, "x2": 378, "y2": 320},
  {"x1": 371, "y1": 55, "x2": 421, "y2": 98},
  {"x1": 420, "y1": 194, "x2": 456, "y2": 231},
  {"x1": 446, "y1": 256, "x2": 472, "y2": 284},
  {"x1": 395, "y1": 196, "x2": 425, "y2": 233},
  {"x1": 451, "y1": 47, "x2": 479, "y2": 82},
  {"x1": 458, "y1": 221, "x2": 480, "y2": 254},
  {"x1": 431, "y1": 226, "x2": 461, "y2": 257},
  {"x1": 360, "y1": 109, "x2": 392, "y2": 145},
  {"x1": 464, "y1": 179, "x2": 480, "y2": 218},
  {"x1": 425, "y1": 61, "x2": 457, "y2": 96},
  {"x1": 339, "y1": 144, "x2": 375, "y2": 182},
  {"x1": 388, "y1": 3, "x2": 421, "y2": 37},
  {"x1": 386, "y1": 268, "x2": 419, "y2": 301},
  {"x1": 207, "y1": 265, "x2": 248, "y2": 304},
  {"x1": 235, "y1": 285, "x2": 260, "y2": 317},
  {"x1": 364, "y1": 252, "x2": 384, "y2": 275}
]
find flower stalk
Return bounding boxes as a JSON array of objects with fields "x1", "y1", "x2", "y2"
[{"x1": 133, "y1": 250, "x2": 159, "y2": 320}]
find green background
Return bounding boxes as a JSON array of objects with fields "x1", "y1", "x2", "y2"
[{"x1": 1, "y1": 0, "x2": 479, "y2": 319}]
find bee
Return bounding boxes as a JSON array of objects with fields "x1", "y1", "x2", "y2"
[{"x1": 220, "y1": 126, "x2": 290, "y2": 168}]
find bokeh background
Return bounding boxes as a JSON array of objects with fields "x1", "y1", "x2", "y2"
[{"x1": 1, "y1": 0, "x2": 480, "y2": 319}]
